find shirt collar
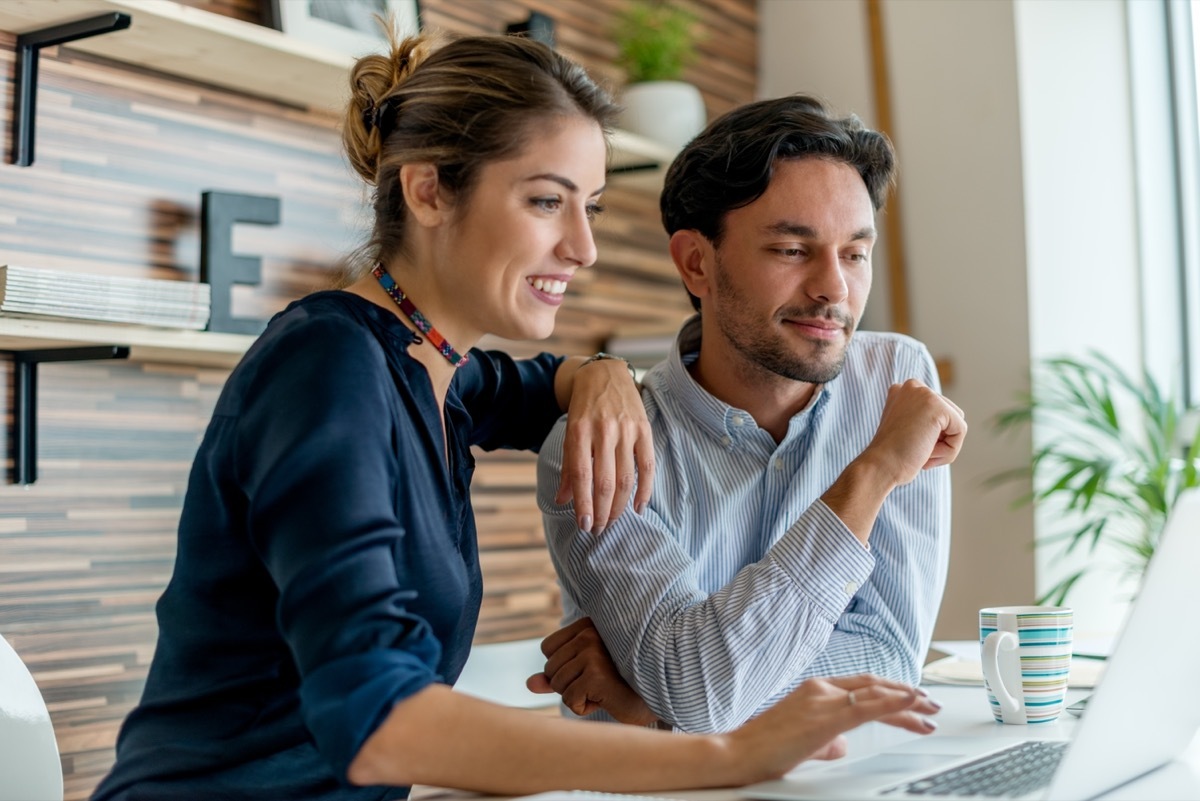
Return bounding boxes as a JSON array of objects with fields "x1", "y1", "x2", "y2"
[{"x1": 662, "y1": 314, "x2": 833, "y2": 446}]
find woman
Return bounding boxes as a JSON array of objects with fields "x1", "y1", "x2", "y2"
[{"x1": 92, "y1": 32, "x2": 937, "y2": 801}]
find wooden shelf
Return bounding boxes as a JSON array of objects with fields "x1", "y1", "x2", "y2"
[
  {"x1": 0, "y1": 0, "x2": 678, "y2": 182},
  {"x1": 0, "y1": 316, "x2": 254, "y2": 367},
  {"x1": 608, "y1": 128, "x2": 677, "y2": 183}
]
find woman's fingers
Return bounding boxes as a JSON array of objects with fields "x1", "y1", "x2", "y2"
[
  {"x1": 808, "y1": 736, "x2": 849, "y2": 761},
  {"x1": 631, "y1": 426, "x2": 655, "y2": 516},
  {"x1": 724, "y1": 676, "x2": 943, "y2": 786},
  {"x1": 608, "y1": 429, "x2": 637, "y2": 529},
  {"x1": 557, "y1": 427, "x2": 593, "y2": 533},
  {"x1": 589, "y1": 434, "x2": 617, "y2": 534},
  {"x1": 877, "y1": 709, "x2": 940, "y2": 734},
  {"x1": 559, "y1": 357, "x2": 652, "y2": 534}
]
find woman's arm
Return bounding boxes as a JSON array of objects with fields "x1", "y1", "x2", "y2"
[
  {"x1": 459, "y1": 351, "x2": 654, "y2": 536},
  {"x1": 347, "y1": 674, "x2": 939, "y2": 794},
  {"x1": 553, "y1": 354, "x2": 655, "y2": 535}
]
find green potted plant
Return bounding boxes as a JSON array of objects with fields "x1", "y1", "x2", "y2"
[
  {"x1": 993, "y1": 351, "x2": 1200, "y2": 604},
  {"x1": 612, "y1": 0, "x2": 706, "y2": 151}
]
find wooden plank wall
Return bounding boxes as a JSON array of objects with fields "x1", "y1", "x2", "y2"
[{"x1": 0, "y1": 1, "x2": 756, "y2": 797}]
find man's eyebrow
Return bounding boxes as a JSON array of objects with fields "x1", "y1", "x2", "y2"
[
  {"x1": 765, "y1": 222, "x2": 877, "y2": 241},
  {"x1": 526, "y1": 173, "x2": 606, "y2": 196}
]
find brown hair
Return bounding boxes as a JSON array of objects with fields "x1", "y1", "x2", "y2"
[
  {"x1": 342, "y1": 31, "x2": 619, "y2": 274},
  {"x1": 660, "y1": 95, "x2": 896, "y2": 311}
]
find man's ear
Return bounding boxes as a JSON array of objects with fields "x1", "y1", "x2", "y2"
[
  {"x1": 398, "y1": 163, "x2": 446, "y2": 228},
  {"x1": 669, "y1": 229, "x2": 715, "y2": 303}
]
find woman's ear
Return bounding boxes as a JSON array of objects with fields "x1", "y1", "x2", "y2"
[
  {"x1": 669, "y1": 230, "x2": 715, "y2": 304},
  {"x1": 398, "y1": 163, "x2": 446, "y2": 228}
]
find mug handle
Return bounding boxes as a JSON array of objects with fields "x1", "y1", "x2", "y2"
[{"x1": 982, "y1": 629, "x2": 1027, "y2": 724}]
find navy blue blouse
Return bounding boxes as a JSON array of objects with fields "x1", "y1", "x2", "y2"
[{"x1": 91, "y1": 291, "x2": 564, "y2": 801}]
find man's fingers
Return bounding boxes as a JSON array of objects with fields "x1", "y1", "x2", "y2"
[
  {"x1": 525, "y1": 673, "x2": 555, "y2": 694},
  {"x1": 539, "y1": 617, "x2": 596, "y2": 658},
  {"x1": 560, "y1": 682, "x2": 598, "y2": 717}
]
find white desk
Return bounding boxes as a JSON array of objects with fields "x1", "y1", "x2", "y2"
[{"x1": 413, "y1": 684, "x2": 1200, "y2": 801}]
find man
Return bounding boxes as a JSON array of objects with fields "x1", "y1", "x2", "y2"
[{"x1": 531, "y1": 95, "x2": 966, "y2": 733}]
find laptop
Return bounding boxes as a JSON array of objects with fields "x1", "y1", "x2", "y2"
[{"x1": 742, "y1": 489, "x2": 1200, "y2": 801}]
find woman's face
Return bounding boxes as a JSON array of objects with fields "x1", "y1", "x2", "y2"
[{"x1": 437, "y1": 114, "x2": 607, "y2": 343}]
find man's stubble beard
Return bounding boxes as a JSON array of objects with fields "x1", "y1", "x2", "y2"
[{"x1": 712, "y1": 252, "x2": 856, "y2": 385}]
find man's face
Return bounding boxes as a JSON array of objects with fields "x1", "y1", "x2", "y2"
[{"x1": 708, "y1": 157, "x2": 876, "y2": 384}]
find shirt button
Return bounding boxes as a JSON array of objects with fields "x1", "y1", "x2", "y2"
[
  {"x1": 730, "y1": 416, "x2": 744, "y2": 427},
  {"x1": 774, "y1": 458, "x2": 785, "y2": 471},
  {"x1": 721, "y1": 435, "x2": 732, "y2": 446},
  {"x1": 844, "y1": 581, "x2": 859, "y2": 595}
]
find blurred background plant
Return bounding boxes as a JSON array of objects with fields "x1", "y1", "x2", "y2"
[
  {"x1": 612, "y1": 0, "x2": 701, "y2": 84},
  {"x1": 992, "y1": 352, "x2": 1200, "y2": 604}
]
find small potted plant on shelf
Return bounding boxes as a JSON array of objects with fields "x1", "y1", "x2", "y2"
[
  {"x1": 992, "y1": 351, "x2": 1200, "y2": 604},
  {"x1": 612, "y1": 0, "x2": 706, "y2": 151}
]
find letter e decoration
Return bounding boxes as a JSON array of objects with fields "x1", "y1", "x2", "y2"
[{"x1": 200, "y1": 191, "x2": 281, "y2": 334}]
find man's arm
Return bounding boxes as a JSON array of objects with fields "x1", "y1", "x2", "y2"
[
  {"x1": 535, "y1": 348, "x2": 963, "y2": 732},
  {"x1": 537, "y1": 424, "x2": 876, "y2": 733},
  {"x1": 797, "y1": 347, "x2": 954, "y2": 686},
  {"x1": 798, "y1": 463, "x2": 950, "y2": 686}
]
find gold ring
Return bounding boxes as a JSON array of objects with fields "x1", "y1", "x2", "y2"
[{"x1": 847, "y1": 690, "x2": 857, "y2": 706}]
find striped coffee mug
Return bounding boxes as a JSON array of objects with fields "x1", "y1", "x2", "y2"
[{"x1": 979, "y1": 605, "x2": 1073, "y2": 724}]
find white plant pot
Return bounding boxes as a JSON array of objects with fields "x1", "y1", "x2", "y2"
[{"x1": 617, "y1": 80, "x2": 707, "y2": 152}]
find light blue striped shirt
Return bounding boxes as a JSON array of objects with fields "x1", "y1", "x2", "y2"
[{"x1": 536, "y1": 316, "x2": 951, "y2": 733}]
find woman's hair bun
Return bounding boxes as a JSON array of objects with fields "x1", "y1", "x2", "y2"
[{"x1": 343, "y1": 29, "x2": 440, "y2": 185}]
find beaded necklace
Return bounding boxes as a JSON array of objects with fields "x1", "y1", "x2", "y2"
[{"x1": 372, "y1": 263, "x2": 470, "y2": 367}]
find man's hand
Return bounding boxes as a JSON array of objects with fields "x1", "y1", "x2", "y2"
[
  {"x1": 525, "y1": 618, "x2": 660, "y2": 727},
  {"x1": 822, "y1": 379, "x2": 965, "y2": 542},
  {"x1": 864, "y1": 379, "x2": 966, "y2": 485}
]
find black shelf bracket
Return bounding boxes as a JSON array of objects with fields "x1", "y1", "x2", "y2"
[
  {"x1": 6, "y1": 346, "x2": 130, "y2": 485},
  {"x1": 11, "y1": 12, "x2": 132, "y2": 167}
]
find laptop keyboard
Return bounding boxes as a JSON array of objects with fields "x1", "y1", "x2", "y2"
[{"x1": 883, "y1": 740, "x2": 1069, "y2": 797}]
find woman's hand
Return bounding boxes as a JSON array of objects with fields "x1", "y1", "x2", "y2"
[
  {"x1": 727, "y1": 675, "x2": 941, "y2": 784},
  {"x1": 556, "y1": 356, "x2": 654, "y2": 535}
]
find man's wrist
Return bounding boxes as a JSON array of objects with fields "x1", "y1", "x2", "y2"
[{"x1": 821, "y1": 456, "x2": 898, "y2": 545}]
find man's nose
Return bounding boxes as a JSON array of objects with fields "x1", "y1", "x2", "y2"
[{"x1": 804, "y1": 251, "x2": 849, "y2": 305}]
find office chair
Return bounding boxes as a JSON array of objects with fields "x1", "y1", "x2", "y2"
[{"x1": 0, "y1": 633, "x2": 63, "y2": 801}]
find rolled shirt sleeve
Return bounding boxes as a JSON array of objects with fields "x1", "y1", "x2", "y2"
[{"x1": 237, "y1": 315, "x2": 446, "y2": 776}]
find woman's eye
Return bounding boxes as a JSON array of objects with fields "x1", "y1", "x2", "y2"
[
  {"x1": 532, "y1": 197, "x2": 562, "y2": 212},
  {"x1": 586, "y1": 203, "x2": 606, "y2": 221}
]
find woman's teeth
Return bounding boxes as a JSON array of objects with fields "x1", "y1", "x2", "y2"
[{"x1": 529, "y1": 277, "x2": 567, "y2": 295}]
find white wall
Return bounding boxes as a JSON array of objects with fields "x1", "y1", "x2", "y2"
[
  {"x1": 1013, "y1": 0, "x2": 1145, "y2": 635},
  {"x1": 761, "y1": 0, "x2": 1161, "y2": 638}
]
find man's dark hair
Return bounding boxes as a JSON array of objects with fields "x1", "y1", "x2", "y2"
[{"x1": 659, "y1": 94, "x2": 897, "y2": 311}]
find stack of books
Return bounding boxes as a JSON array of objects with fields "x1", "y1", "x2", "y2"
[{"x1": 0, "y1": 265, "x2": 210, "y2": 330}]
